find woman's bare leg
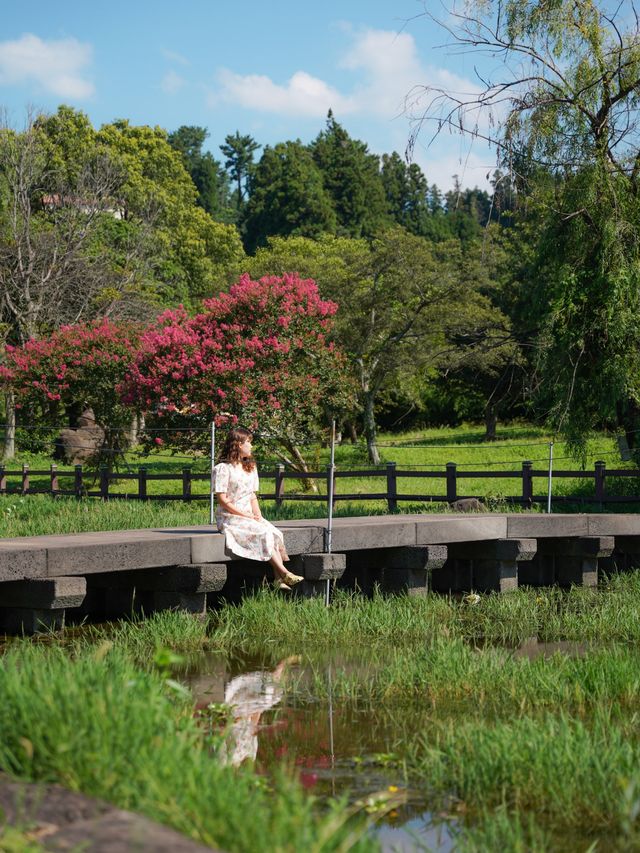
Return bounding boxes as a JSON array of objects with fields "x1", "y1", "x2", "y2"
[
  {"x1": 269, "y1": 547, "x2": 303, "y2": 585},
  {"x1": 269, "y1": 548, "x2": 288, "y2": 579}
]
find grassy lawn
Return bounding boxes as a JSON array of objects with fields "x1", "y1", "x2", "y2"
[{"x1": 1, "y1": 422, "x2": 637, "y2": 536}]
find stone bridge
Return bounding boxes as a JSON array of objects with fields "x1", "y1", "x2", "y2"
[{"x1": 1, "y1": 513, "x2": 639, "y2": 633}]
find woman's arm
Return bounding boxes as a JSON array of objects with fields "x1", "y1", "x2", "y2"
[
  {"x1": 250, "y1": 493, "x2": 263, "y2": 520},
  {"x1": 216, "y1": 492, "x2": 257, "y2": 519}
]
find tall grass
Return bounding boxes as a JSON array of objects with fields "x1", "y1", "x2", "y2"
[
  {"x1": 207, "y1": 573, "x2": 640, "y2": 652},
  {"x1": 298, "y1": 639, "x2": 640, "y2": 716},
  {"x1": 407, "y1": 709, "x2": 640, "y2": 849},
  {"x1": 0, "y1": 644, "x2": 376, "y2": 853}
]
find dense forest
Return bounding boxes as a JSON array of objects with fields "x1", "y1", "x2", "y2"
[{"x1": 2, "y1": 0, "x2": 640, "y2": 465}]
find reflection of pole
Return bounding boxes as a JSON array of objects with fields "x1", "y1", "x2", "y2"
[
  {"x1": 325, "y1": 419, "x2": 336, "y2": 607},
  {"x1": 209, "y1": 421, "x2": 216, "y2": 526},
  {"x1": 327, "y1": 662, "x2": 335, "y2": 798},
  {"x1": 547, "y1": 442, "x2": 554, "y2": 514}
]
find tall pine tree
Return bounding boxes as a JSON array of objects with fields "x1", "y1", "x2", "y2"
[
  {"x1": 311, "y1": 112, "x2": 389, "y2": 238},
  {"x1": 242, "y1": 141, "x2": 337, "y2": 252}
]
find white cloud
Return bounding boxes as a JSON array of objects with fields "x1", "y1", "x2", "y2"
[
  {"x1": 161, "y1": 70, "x2": 186, "y2": 95},
  {"x1": 208, "y1": 26, "x2": 496, "y2": 190},
  {"x1": 210, "y1": 27, "x2": 483, "y2": 123},
  {"x1": 210, "y1": 68, "x2": 353, "y2": 118},
  {"x1": 161, "y1": 47, "x2": 190, "y2": 66},
  {"x1": 0, "y1": 33, "x2": 94, "y2": 99},
  {"x1": 415, "y1": 147, "x2": 496, "y2": 191}
]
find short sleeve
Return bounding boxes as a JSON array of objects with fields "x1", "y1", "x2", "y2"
[
  {"x1": 213, "y1": 463, "x2": 230, "y2": 494},
  {"x1": 252, "y1": 469, "x2": 259, "y2": 492}
]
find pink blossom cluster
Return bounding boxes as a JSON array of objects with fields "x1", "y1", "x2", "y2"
[
  {"x1": 122, "y1": 273, "x2": 345, "y2": 448},
  {"x1": 2, "y1": 274, "x2": 349, "y2": 451},
  {"x1": 1, "y1": 318, "x2": 142, "y2": 427}
]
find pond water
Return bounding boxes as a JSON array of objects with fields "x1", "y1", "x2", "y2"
[
  {"x1": 180, "y1": 636, "x2": 595, "y2": 851},
  {"x1": 182, "y1": 651, "x2": 458, "y2": 852}
]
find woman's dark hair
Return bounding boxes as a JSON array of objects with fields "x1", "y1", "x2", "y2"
[{"x1": 218, "y1": 427, "x2": 256, "y2": 472}]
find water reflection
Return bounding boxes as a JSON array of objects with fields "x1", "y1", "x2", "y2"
[
  {"x1": 218, "y1": 655, "x2": 300, "y2": 766},
  {"x1": 513, "y1": 636, "x2": 589, "y2": 659},
  {"x1": 183, "y1": 653, "x2": 458, "y2": 852}
]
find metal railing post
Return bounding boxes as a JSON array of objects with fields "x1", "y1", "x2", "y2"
[
  {"x1": 324, "y1": 419, "x2": 336, "y2": 606},
  {"x1": 209, "y1": 421, "x2": 216, "y2": 525}
]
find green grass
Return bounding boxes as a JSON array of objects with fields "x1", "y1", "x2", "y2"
[
  {"x1": 5, "y1": 575, "x2": 640, "y2": 851},
  {"x1": 0, "y1": 643, "x2": 376, "y2": 853},
  {"x1": 408, "y1": 710, "x2": 640, "y2": 851},
  {"x1": 204, "y1": 572, "x2": 640, "y2": 653},
  {"x1": 0, "y1": 824, "x2": 44, "y2": 853},
  {"x1": 2, "y1": 423, "x2": 637, "y2": 538}
]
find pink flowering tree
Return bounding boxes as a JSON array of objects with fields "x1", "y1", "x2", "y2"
[
  {"x1": 122, "y1": 273, "x2": 353, "y2": 469},
  {"x1": 0, "y1": 319, "x2": 142, "y2": 461}
]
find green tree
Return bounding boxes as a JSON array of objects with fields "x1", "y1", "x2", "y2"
[
  {"x1": 97, "y1": 119, "x2": 244, "y2": 302},
  {"x1": 220, "y1": 131, "x2": 260, "y2": 212},
  {"x1": 0, "y1": 111, "x2": 145, "y2": 459},
  {"x1": 416, "y1": 0, "x2": 640, "y2": 457},
  {"x1": 311, "y1": 112, "x2": 390, "y2": 237},
  {"x1": 248, "y1": 228, "x2": 509, "y2": 462},
  {"x1": 242, "y1": 141, "x2": 337, "y2": 253},
  {"x1": 381, "y1": 152, "x2": 433, "y2": 236},
  {"x1": 168, "y1": 125, "x2": 232, "y2": 221}
]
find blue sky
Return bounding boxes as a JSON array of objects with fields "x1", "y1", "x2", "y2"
[{"x1": 0, "y1": 1, "x2": 498, "y2": 191}]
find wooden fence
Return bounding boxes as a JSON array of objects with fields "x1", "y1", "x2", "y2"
[{"x1": 1, "y1": 460, "x2": 638, "y2": 510}]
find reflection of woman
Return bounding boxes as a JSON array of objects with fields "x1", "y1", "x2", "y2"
[
  {"x1": 221, "y1": 657, "x2": 300, "y2": 766},
  {"x1": 213, "y1": 428, "x2": 303, "y2": 591}
]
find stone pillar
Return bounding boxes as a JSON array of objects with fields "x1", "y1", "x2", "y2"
[
  {"x1": 288, "y1": 552, "x2": 346, "y2": 598},
  {"x1": 0, "y1": 576, "x2": 86, "y2": 634},
  {"x1": 339, "y1": 546, "x2": 446, "y2": 597},
  {"x1": 381, "y1": 545, "x2": 447, "y2": 596},
  {"x1": 520, "y1": 537, "x2": 614, "y2": 588},
  {"x1": 600, "y1": 535, "x2": 640, "y2": 574},
  {"x1": 86, "y1": 563, "x2": 227, "y2": 618},
  {"x1": 432, "y1": 539, "x2": 537, "y2": 593}
]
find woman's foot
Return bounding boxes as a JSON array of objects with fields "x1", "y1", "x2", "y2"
[
  {"x1": 282, "y1": 571, "x2": 304, "y2": 587},
  {"x1": 273, "y1": 579, "x2": 292, "y2": 592}
]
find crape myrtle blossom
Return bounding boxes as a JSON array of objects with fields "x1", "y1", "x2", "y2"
[
  {"x1": 0, "y1": 319, "x2": 142, "y2": 436},
  {"x1": 0, "y1": 274, "x2": 352, "y2": 461},
  {"x1": 121, "y1": 273, "x2": 353, "y2": 456}
]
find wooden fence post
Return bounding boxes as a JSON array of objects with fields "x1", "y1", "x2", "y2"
[
  {"x1": 21, "y1": 464, "x2": 29, "y2": 495},
  {"x1": 99, "y1": 466, "x2": 109, "y2": 500},
  {"x1": 74, "y1": 465, "x2": 83, "y2": 499},
  {"x1": 0, "y1": 465, "x2": 6, "y2": 494},
  {"x1": 594, "y1": 461, "x2": 606, "y2": 503},
  {"x1": 138, "y1": 466, "x2": 148, "y2": 501},
  {"x1": 275, "y1": 464, "x2": 285, "y2": 508},
  {"x1": 182, "y1": 467, "x2": 192, "y2": 502},
  {"x1": 446, "y1": 462, "x2": 457, "y2": 503},
  {"x1": 522, "y1": 461, "x2": 533, "y2": 506},
  {"x1": 386, "y1": 462, "x2": 398, "y2": 512},
  {"x1": 50, "y1": 464, "x2": 59, "y2": 497}
]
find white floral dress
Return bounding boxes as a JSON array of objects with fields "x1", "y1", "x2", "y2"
[{"x1": 213, "y1": 462, "x2": 288, "y2": 562}]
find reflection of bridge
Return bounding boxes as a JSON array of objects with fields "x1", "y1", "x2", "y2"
[{"x1": 1, "y1": 513, "x2": 639, "y2": 633}]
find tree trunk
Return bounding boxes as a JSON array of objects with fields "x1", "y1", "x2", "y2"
[
  {"x1": 484, "y1": 405, "x2": 498, "y2": 442},
  {"x1": 279, "y1": 440, "x2": 319, "y2": 493},
  {"x1": 2, "y1": 392, "x2": 16, "y2": 460},
  {"x1": 363, "y1": 392, "x2": 380, "y2": 465},
  {"x1": 346, "y1": 421, "x2": 358, "y2": 444}
]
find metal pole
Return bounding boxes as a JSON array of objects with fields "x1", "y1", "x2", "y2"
[
  {"x1": 209, "y1": 421, "x2": 216, "y2": 526},
  {"x1": 547, "y1": 441, "x2": 554, "y2": 514},
  {"x1": 325, "y1": 419, "x2": 336, "y2": 606}
]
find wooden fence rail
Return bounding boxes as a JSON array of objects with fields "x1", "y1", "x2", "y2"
[{"x1": 0, "y1": 460, "x2": 638, "y2": 510}]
